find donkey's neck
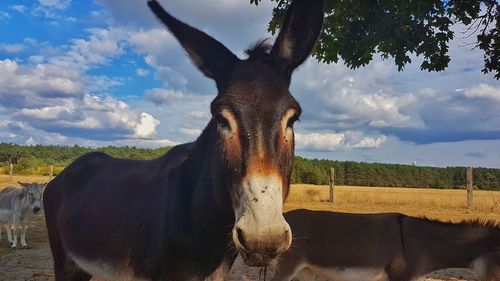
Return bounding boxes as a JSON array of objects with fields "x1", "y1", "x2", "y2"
[
  {"x1": 165, "y1": 123, "x2": 237, "y2": 279},
  {"x1": 406, "y1": 217, "x2": 498, "y2": 275},
  {"x1": 168, "y1": 132, "x2": 234, "y2": 234}
]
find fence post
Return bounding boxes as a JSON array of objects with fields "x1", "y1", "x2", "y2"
[
  {"x1": 466, "y1": 166, "x2": 473, "y2": 209},
  {"x1": 9, "y1": 163, "x2": 13, "y2": 184},
  {"x1": 329, "y1": 168, "x2": 335, "y2": 203},
  {"x1": 50, "y1": 165, "x2": 54, "y2": 180}
]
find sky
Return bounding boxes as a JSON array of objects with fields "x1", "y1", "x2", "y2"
[{"x1": 1, "y1": 0, "x2": 500, "y2": 168}]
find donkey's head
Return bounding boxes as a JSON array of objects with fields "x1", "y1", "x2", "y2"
[
  {"x1": 18, "y1": 182, "x2": 44, "y2": 214},
  {"x1": 148, "y1": 0, "x2": 323, "y2": 266}
]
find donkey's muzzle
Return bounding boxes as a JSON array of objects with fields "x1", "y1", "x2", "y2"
[{"x1": 233, "y1": 224, "x2": 292, "y2": 267}]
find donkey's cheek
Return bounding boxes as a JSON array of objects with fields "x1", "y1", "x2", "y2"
[{"x1": 223, "y1": 133, "x2": 242, "y2": 170}]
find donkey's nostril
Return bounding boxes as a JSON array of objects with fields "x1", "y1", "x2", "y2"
[{"x1": 236, "y1": 227, "x2": 248, "y2": 250}]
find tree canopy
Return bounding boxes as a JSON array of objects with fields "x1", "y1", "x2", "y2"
[{"x1": 251, "y1": 0, "x2": 500, "y2": 79}]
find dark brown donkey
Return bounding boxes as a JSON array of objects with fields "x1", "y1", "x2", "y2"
[
  {"x1": 43, "y1": 0, "x2": 324, "y2": 280},
  {"x1": 272, "y1": 209, "x2": 500, "y2": 281}
]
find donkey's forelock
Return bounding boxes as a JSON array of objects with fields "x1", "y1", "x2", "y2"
[{"x1": 244, "y1": 39, "x2": 273, "y2": 60}]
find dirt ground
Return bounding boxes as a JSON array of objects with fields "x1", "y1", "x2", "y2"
[{"x1": 0, "y1": 214, "x2": 480, "y2": 281}]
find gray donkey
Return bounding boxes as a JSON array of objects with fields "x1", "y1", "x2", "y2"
[{"x1": 0, "y1": 182, "x2": 44, "y2": 248}]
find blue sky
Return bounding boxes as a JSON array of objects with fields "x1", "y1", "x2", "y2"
[{"x1": 1, "y1": 0, "x2": 500, "y2": 168}]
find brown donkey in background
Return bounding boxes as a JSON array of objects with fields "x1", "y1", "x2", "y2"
[
  {"x1": 272, "y1": 209, "x2": 499, "y2": 281},
  {"x1": 43, "y1": 0, "x2": 324, "y2": 280}
]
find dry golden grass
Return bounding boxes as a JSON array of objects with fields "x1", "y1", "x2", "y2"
[
  {"x1": 285, "y1": 184, "x2": 500, "y2": 223},
  {"x1": 0, "y1": 175, "x2": 52, "y2": 191}
]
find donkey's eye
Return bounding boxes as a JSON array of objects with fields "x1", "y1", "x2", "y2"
[
  {"x1": 216, "y1": 115, "x2": 231, "y2": 131},
  {"x1": 286, "y1": 114, "x2": 300, "y2": 129}
]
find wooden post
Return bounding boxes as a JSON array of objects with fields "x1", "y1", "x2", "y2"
[
  {"x1": 466, "y1": 167, "x2": 473, "y2": 209},
  {"x1": 50, "y1": 165, "x2": 54, "y2": 180},
  {"x1": 329, "y1": 168, "x2": 335, "y2": 203},
  {"x1": 9, "y1": 163, "x2": 13, "y2": 184}
]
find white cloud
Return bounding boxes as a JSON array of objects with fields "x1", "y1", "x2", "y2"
[
  {"x1": 179, "y1": 128, "x2": 202, "y2": 138},
  {"x1": 296, "y1": 132, "x2": 346, "y2": 151},
  {"x1": 295, "y1": 131, "x2": 387, "y2": 151},
  {"x1": 0, "y1": 120, "x2": 69, "y2": 144},
  {"x1": 0, "y1": 11, "x2": 10, "y2": 21},
  {"x1": 462, "y1": 84, "x2": 500, "y2": 102},
  {"x1": 32, "y1": 0, "x2": 74, "y2": 22},
  {"x1": 0, "y1": 43, "x2": 25, "y2": 53},
  {"x1": 136, "y1": 68, "x2": 149, "y2": 76},
  {"x1": 19, "y1": 105, "x2": 74, "y2": 121},
  {"x1": 38, "y1": 0, "x2": 72, "y2": 10},
  {"x1": 10, "y1": 5, "x2": 26, "y2": 13},
  {"x1": 84, "y1": 75, "x2": 124, "y2": 94},
  {"x1": 0, "y1": 119, "x2": 175, "y2": 148},
  {"x1": 128, "y1": 28, "x2": 200, "y2": 91},
  {"x1": 49, "y1": 28, "x2": 127, "y2": 70},
  {"x1": 298, "y1": 136, "x2": 500, "y2": 168},
  {"x1": 14, "y1": 94, "x2": 161, "y2": 140},
  {"x1": 350, "y1": 135, "x2": 387, "y2": 148},
  {"x1": 188, "y1": 110, "x2": 211, "y2": 120},
  {"x1": 29, "y1": 55, "x2": 45, "y2": 63},
  {"x1": 293, "y1": 61, "x2": 421, "y2": 132},
  {"x1": 144, "y1": 88, "x2": 185, "y2": 105},
  {"x1": 0, "y1": 24, "x2": 178, "y2": 143},
  {"x1": 0, "y1": 59, "x2": 82, "y2": 106},
  {"x1": 134, "y1": 113, "x2": 160, "y2": 138},
  {"x1": 0, "y1": 47, "x2": 160, "y2": 141},
  {"x1": 128, "y1": 28, "x2": 175, "y2": 55},
  {"x1": 290, "y1": 35, "x2": 500, "y2": 145}
]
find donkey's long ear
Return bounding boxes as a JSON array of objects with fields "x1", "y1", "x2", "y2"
[
  {"x1": 18, "y1": 182, "x2": 29, "y2": 188},
  {"x1": 271, "y1": 0, "x2": 324, "y2": 80},
  {"x1": 148, "y1": 0, "x2": 239, "y2": 81}
]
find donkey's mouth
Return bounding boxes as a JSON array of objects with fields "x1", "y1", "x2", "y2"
[{"x1": 239, "y1": 251, "x2": 277, "y2": 267}]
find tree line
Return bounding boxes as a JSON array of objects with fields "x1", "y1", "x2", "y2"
[
  {"x1": 1, "y1": 143, "x2": 499, "y2": 190},
  {"x1": 0, "y1": 143, "x2": 171, "y2": 176},
  {"x1": 292, "y1": 157, "x2": 500, "y2": 190}
]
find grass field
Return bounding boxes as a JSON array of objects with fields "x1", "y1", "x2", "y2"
[
  {"x1": 0, "y1": 175, "x2": 52, "y2": 189},
  {"x1": 286, "y1": 184, "x2": 500, "y2": 222}
]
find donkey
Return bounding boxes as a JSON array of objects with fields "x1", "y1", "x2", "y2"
[
  {"x1": 43, "y1": 0, "x2": 324, "y2": 280},
  {"x1": 0, "y1": 182, "x2": 44, "y2": 248},
  {"x1": 271, "y1": 209, "x2": 500, "y2": 281}
]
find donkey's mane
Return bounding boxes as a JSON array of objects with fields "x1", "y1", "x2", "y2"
[
  {"x1": 463, "y1": 218, "x2": 500, "y2": 229},
  {"x1": 417, "y1": 215, "x2": 500, "y2": 230},
  {"x1": 245, "y1": 39, "x2": 273, "y2": 60}
]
